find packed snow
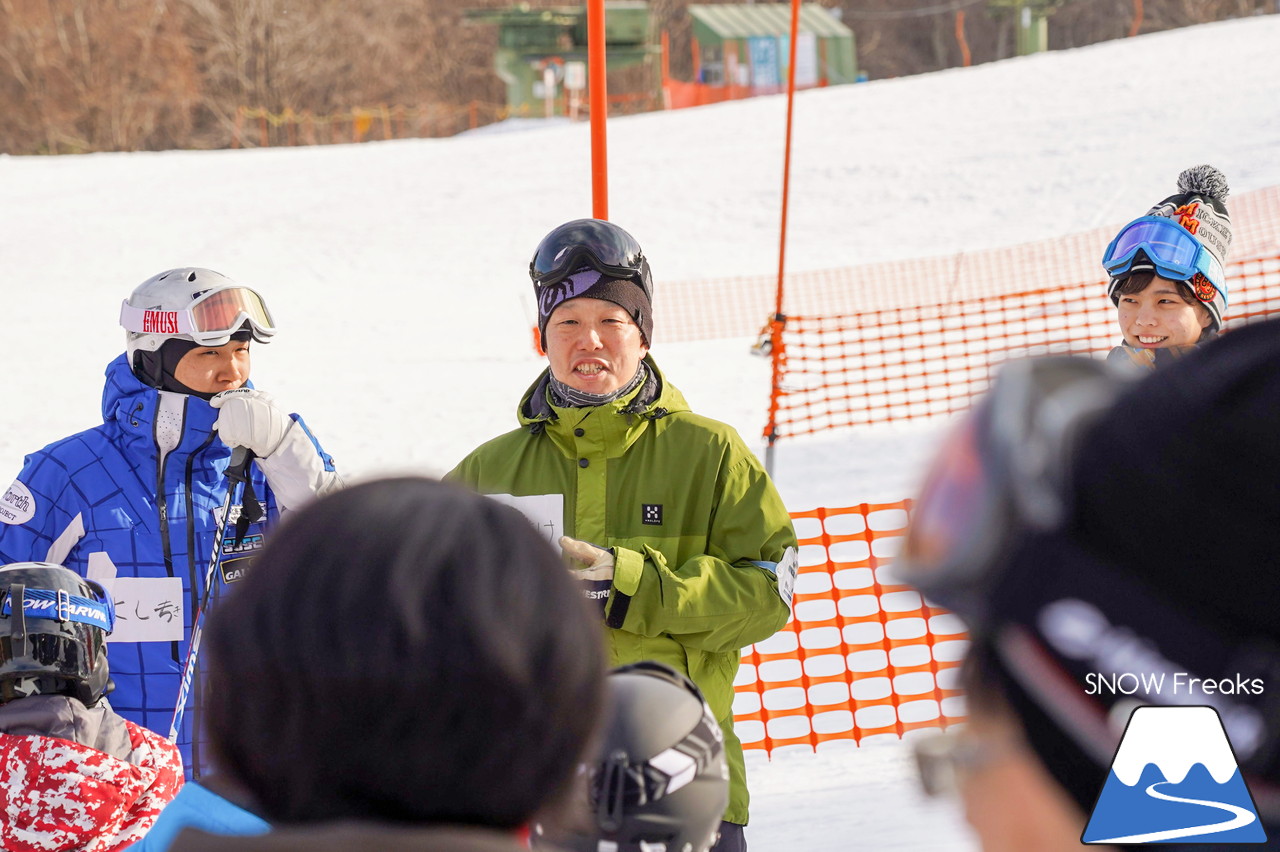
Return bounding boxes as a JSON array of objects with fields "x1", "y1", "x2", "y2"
[{"x1": 2, "y1": 14, "x2": 1278, "y2": 850}]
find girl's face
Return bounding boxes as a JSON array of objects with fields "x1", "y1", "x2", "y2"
[{"x1": 1116, "y1": 276, "x2": 1212, "y2": 349}]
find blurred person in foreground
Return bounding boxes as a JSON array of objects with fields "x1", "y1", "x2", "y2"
[
  {"x1": 534, "y1": 661, "x2": 730, "y2": 852},
  {"x1": 0, "y1": 267, "x2": 342, "y2": 775},
  {"x1": 447, "y1": 218, "x2": 797, "y2": 852},
  {"x1": 157, "y1": 477, "x2": 604, "y2": 851},
  {"x1": 897, "y1": 321, "x2": 1280, "y2": 851},
  {"x1": 0, "y1": 562, "x2": 182, "y2": 852},
  {"x1": 1102, "y1": 165, "x2": 1231, "y2": 371}
]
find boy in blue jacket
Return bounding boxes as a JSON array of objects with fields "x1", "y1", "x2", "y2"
[{"x1": 0, "y1": 267, "x2": 343, "y2": 776}]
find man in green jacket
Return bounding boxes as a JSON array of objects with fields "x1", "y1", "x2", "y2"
[{"x1": 448, "y1": 219, "x2": 796, "y2": 852}]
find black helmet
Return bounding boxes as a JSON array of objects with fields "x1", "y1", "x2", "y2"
[
  {"x1": 535, "y1": 661, "x2": 729, "y2": 852},
  {"x1": 529, "y1": 218, "x2": 653, "y2": 301},
  {"x1": 0, "y1": 562, "x2": 115, "y2": 707}
]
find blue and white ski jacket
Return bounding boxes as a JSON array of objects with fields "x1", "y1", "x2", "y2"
[{"x1": 0, "y1": 354, "x2": 336, "y2": 776}]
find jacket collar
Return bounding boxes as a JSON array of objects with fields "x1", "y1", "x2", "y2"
[
  {"x1": 101, "y1": 353, "x2": 247, "y2": 453},
  {"x1": 517, "y1": 355, "x2": 685, "y2": 429}
]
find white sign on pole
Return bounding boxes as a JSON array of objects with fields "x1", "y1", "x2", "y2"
[{"x1": 565, "y1": 61, "x2": 587, "y2": 92}]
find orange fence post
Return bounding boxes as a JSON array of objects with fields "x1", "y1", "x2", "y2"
[
  {"x1": 1129, "y1": 0, "x2": 1144, "y2": 37},
  {"x1": 955, "y1": 10, "x2": 972, "y2": 67},
  {"x1": 764, "y1": 0, "x2": 803, "y2": 477}
]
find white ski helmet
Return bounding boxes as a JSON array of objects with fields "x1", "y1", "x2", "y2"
[{"x1": 120, "y1": 268, "x2": 276, "y2": 370}]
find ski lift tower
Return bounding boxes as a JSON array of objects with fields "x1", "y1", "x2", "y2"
[
  {"x1": 466, "y1": 2, "x2": 661, "y2": 119},
  {"x1": 988, "y1": 0, "x2": 1067, "y2": 55}
]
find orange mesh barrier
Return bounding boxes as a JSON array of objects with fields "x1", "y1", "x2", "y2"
[
  {"x1": 653, "y1": 184, "x2": 1280, "y2": 345},
  {"x1": 733, "y1": 501, "x2": 969, "y2": 755},
  {"x1": 767, "y1": 253, "x2": 1280, "y2": 438}
]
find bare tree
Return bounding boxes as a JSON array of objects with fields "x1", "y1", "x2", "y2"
[{"x1": 0, "y1": 0, "x2": 198, "y2": 153}]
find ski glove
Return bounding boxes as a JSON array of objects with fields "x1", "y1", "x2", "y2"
[
  {"x1": 211, "y1": 389, "x2": 291, "y2": 457},
  {"x1": 212, "y1": 389, "x2": 345, "y2": 511},
  {"x1": 560, "y1": 536, "x2": 615, "y2": 615}
]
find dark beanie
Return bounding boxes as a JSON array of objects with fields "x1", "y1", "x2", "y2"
[
  {"x1": 974, "y1": 321, "x2": 1280, "y2": 822},
  {"x1": 537, "y1": 267, "x2": 653, "y2": 349}
]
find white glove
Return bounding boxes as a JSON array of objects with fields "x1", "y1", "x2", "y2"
[
  {"x1": 211, "y1": 389, "x2": 291, "y2": 457},
  {"x1": 213, "y1": 389, "x2": 344, "y2": 511},
  {"x1": 560, "y1": 536, "x2": 615, "y2": 615},
  {"x1": 559, "y1": 536, "x2": 615, "y2": 579}
]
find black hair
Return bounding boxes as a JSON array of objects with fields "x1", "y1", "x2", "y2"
[
  {"x1": 1111, "y1": 270, "x2": 1199, "y2": 306},
  {"x1": 202, "y1": 477, "x2": 606, "y2": 827},
  {"x1": 1111, "y1": 271, "x2": 1216, "y2": 339}
]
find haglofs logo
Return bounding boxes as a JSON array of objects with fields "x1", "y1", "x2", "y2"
[
  {"x1": 642, "y1": 503, "x2": 663, "y2": 525},
  {"x1": 1083, "y1": 706, "x2": 1267, "y2": 844}
]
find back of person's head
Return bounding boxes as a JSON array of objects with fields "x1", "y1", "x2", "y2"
[
  {"x1": 899, "y1": 320, "x2": 1280, "y2": 839},
  {"x1": 0, "y1": 562, "x2": 114, "y2": 708},
  {"x1": 534, "y1": 661, "x2": 729, "y2": 852},
  {"x1": 202, "y1": 477, "x2": 605, "y2": 828}
]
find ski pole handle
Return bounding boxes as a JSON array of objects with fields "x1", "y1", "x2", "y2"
[{"x1": 225, "y1": 446, "x2": 256, "y2": 483}]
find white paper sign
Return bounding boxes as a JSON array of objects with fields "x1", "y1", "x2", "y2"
[
  {"x1": 99, "y1": 577, "x2": 185, "y2": 643},
  {"x1": 485, "y1": 493, "x2": 565, "y2": 547}
]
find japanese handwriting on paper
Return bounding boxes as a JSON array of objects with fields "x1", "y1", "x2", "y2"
[{"x1": 103, "y1": 577, "x2": 184, "y2": 643}]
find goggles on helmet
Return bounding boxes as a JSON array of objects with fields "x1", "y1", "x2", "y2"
[
  {"x1": 530, "y1": 220, "x2": 652, "y2": 300},
  {"x1": 1102, "y1": 215, "x2": 1226, "y2": 301},
  {"x1": 1, "y1": 582, "x2": 115, "y2": 634},
  {"x1": 120, "y1": 285, "x2": 276, "y2": 347},
  {"x1": 895, "y1": 356, "x2": 1130, "y2": 624}
]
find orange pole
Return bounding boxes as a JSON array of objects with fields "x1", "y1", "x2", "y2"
[
  {"x1": 955, "y1": 10, "x2": 972, "y2": 67},
  {"x1": 588, "y1": 0, "x2": 609, "y2": 219},
  {"x1": 765, "y1": 0, "x2": 803, "y2": 472},
  {"x1": 1129, "y1": 0, "x2": 1144, "y2": 37},
  {"x1": 775, "y1": 0, "x2": 801, "y2": 321}
]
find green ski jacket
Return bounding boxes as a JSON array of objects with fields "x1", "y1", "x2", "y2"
[{"x1": 447, "y1": 357, "x2": 795, "y2": 825}]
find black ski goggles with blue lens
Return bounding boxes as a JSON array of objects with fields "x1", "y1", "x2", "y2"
[{"x1": 529, "y1": 219, "x2": 652, "y2": 300}]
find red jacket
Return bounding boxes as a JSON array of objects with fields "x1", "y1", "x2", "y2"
[{"x1": 0, "y1": 712, "x2": 183, "y2": 852}]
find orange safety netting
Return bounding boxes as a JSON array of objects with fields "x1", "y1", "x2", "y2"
[
  {"x1": 765, "y1": 253, "x2": 1280, "y2": 439},
  {"x1": 653, "y1": 184, "x2": 1280, "y2": 346},
  {"x1": 733, "y1": 501, "x2": 968, "y2": 756}
]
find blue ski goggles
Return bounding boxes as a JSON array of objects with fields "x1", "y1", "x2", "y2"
[
  {"x1": 1101, "y1": 216, "x2": 1226, "y2": 303},
  {"x1": 1, "y1": 583, "x2": 116, "y2": 633}
]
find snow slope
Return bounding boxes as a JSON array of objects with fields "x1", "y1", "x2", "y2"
[{"x1": 2, "y1": 14, "x2": 1279, "y2": 850}]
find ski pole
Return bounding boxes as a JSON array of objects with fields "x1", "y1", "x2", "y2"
[{"x1": 168, "y1": 446, "x2": 255, "y2": 744}]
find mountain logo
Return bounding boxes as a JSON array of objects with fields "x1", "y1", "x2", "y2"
[{"x1": 1083, "y1": 705, "x2": 1267, "y2": 844}]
